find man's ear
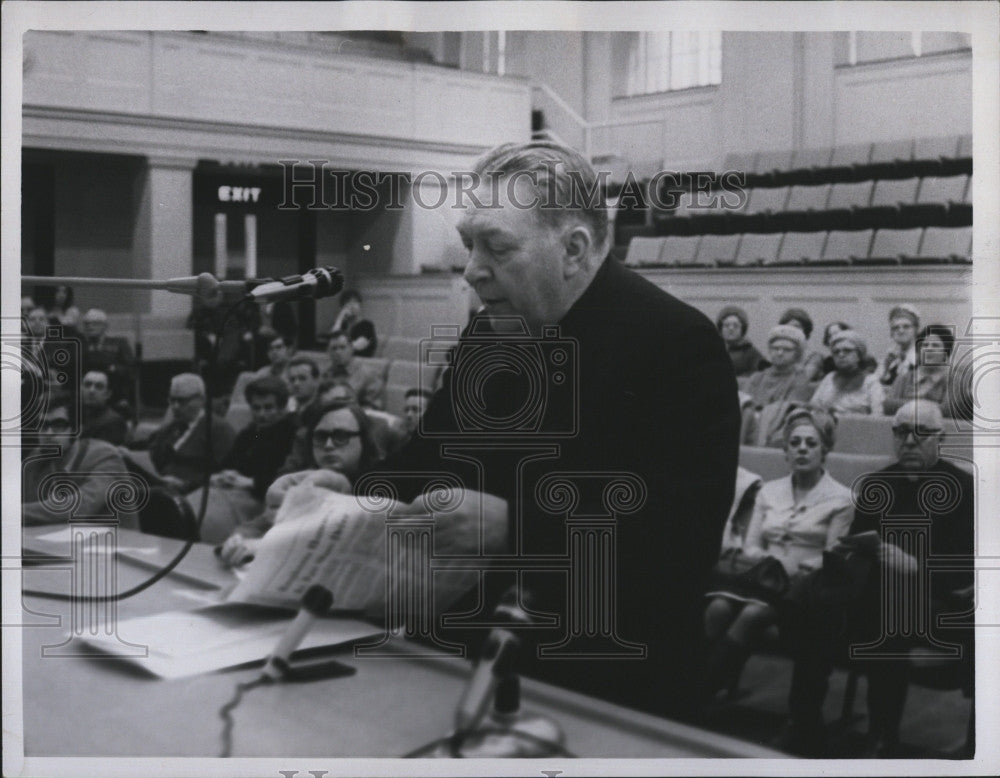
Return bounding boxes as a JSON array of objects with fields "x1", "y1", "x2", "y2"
[{"x1": 561, "y1": 224, "x2": 593, "y2": 278}]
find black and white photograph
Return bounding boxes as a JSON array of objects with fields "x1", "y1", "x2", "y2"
[{"x1": 3, "y1": 1, "x2": 999, "y2": 775}]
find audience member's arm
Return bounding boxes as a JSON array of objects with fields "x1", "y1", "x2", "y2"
[
  {"x1": 823, "y1": 503, "x2": 854, "y2": 550},
  {"x1": 740, "y1": 498, "x2": 768, "y2": 560}
]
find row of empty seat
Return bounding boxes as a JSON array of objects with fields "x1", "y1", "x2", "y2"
[
  {"x1": 723, "y1": 134, "x2": 971, "y2": 186},
  {"x1": 649, "y1": 174, "x2": 971, "y2": 236},
  {"x1": 625, "y1": 225, "x2": 971, "y2": 268}
]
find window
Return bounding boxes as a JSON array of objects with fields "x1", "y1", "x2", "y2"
[
  {"x1": 839, "y1": 31, "x2": 971, "y2": 66},
  {"x1": 615, "y1": 32, "x2": 722, "y2": 97}
]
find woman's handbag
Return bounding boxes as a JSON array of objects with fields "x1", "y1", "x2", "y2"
[{"x1": 709, "y1": 548, "x2": 791, "y2": 604}]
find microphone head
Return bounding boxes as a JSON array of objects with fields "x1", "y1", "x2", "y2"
[
  {"x1": 309, "y1": 267, "x2": 345, "y2": 299},
  {"x1": 302, "y1": 584, "x2": 334, "y2": 615}
]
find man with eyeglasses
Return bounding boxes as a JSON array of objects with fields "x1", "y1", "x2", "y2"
[
  {"x1": 778, "y1": 399, "x2": 974, "y2": 757},
  {"x1": 142, "y1": 373, "x2": 236, "y2": 493},
  {"x1": 80, "y1": 369, "x2": 128, "y2": 446},
  {"x1": 22, "y1": 395, "x2": 135, "y2": 527}
]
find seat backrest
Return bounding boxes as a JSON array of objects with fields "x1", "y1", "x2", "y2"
[
  {"x1": 734, "y1": 232, "x2": 782, "y2": 266},
  {"x1": 871, "y1": 177, "x2": 920, "y2": 206},
  {"x1": 745, "y1": 186, "x2": 790, "y2": 214},
  {"x1": 386, "y1": 359, "x2": 433, "y2": 392},
  {"x1": 920, "y1": 226, "x2": 972, "y2": 260},
  {"x1": 834, "y1": 413, "x2": 897, "y2": 455},
  {"x1": 754, "y1": 149, "x2": 794, "y2": 174},
  {"x1": 696, "y1": 233, "x2": 741, "y2": 265},
  {"x1": 963, "y1": 175, "x2": 972, "y2": 203},
  {"x1": 380, "y1": 336, "x2": 423, "y2": 362},
  {"x1": 786, "y1": 183, "x2": 830, "y2": 211},
  {"x1": 830, "y1": 142, "x2": 873, "y2": 167},
  {"x1": 956, "y1": 133, "x2": 972, "y2": 158},
  {"x1": 870, "y1": 228, "x2": 923, "y2": 259},
  {"x1": 914, "y1": 134, "x2": 961, "y2": 160},
  {"x1": 828, "y1": 180, "x2": 874, "y2": 209},
  {"x1": 624, "y1": 237, "x2": 665, "y2": 267},
  {"x1": 917, "y1": 175, "x2": 968, "y2": 204},
  {"x1": 870, "y1": 138, "x2": 914, "y2": 163},
  {"x1": 723, "y1": 151, "x2": 757, "y2": 173},
  {"x1": 355, "y1": 356, "x2": 391, "y2": 382},
  {"x1": 776, "y1": 231, "x2": 825, "y2": 264},
  {"x1": 663, "y1": 234, "x2": 701, "y2": 264},
  {"x1": 823, "y1": 229, "x2": 874, "y2": 261},
  {"x1": 790, "y1": 146, "x2": 833, "y2": 169}
]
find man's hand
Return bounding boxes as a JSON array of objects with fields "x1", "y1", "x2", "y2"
[
  {"x1": 211, "y1": 469, "x2": 252, "y2": 489},
  {"x1": 217, "y1": 533, "x2": 260, "y2": 567},
  {"x1": 875, "y1": 541, "x2": 918, "y2": 575},
  {"x1": 160, "y1": 474, "x2": 187, "y2": 491},
  {"x1": 397, "y1": 488, "x2": 508, "y2": 556}
]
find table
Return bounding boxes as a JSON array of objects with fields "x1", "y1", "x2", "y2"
[{"x1": 16, "y1": 527, "x2": 783, "y2": 759}]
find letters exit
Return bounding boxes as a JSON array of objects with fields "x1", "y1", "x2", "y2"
[{"x1": 218, "y1": 186, "x2": 262, "y2": 203}]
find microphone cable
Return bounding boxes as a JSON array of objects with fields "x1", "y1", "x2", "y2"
[
  {"x1": 401, "y1": 727, "x2": 576, "y2": 758},
  {"x1": 217, "y1": 672, "x2": 272, "y2": 758},
  {"x1": 23, "y1": 295, "x2": 257, "y2": 602}
]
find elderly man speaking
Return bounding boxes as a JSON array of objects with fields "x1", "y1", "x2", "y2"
[{"x1": 370, "y1": 141, "x2": 741, "y2": 721}]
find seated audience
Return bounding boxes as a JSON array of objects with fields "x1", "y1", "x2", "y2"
[
  {"x1": 779, "y1": 400, "x2": 973, "y2": 757},
  {"x1": 186, "y1": 376, "x2": 297, "y2": 543},
  {"x1": 704, "y1": 407, "x2": 852, "y2": 696},
  {"x1": 217, "y1": 399, "x2": 383, "y2": 565},
  {"x1": 287, "y1": 355, "x2": 321, "y2": 415},
  {"x1": 403, "y1": 387, "x2": 432, "y2": 435},
  {"x1": 743, "y1": 325, "x2": 815, "y2": 410},
  {"x1": 140, "y1": 373, "x2": 236, "y2": 493},
  {"x1": 50, "y1": 284, "x2": 81, "y2": 330},
  {"x1": 875, "y1": 304, "x2": 920, "y2": 388},
  {"x1": 22, "y1": 305, "x2": 73, "y2": 391},
  {"x1": 331, "y1": 289, "x2": 378, "y2": 357},
  {"x1": 778, "y1": 308, "x2": 824, "y2": 382},
  {"x1": 717, "y1": 305, "x2": 766, "y2": 377},
  {"x1": 251, "y1": 334, "x2": 293, "y2": 384},
  {"x1": 322, "y1": 329, "x2": 385, "y2": 409},
  {"x1": 21, "y1": 295, "x2": 36, "y2": 318},
  {"x1": 810, "y1": 330, "x2": 884, "y2": 415},
  {"x1": 80, "y1": 368, "x2": 128, "y2": 445},
  {"x1": 80, "y1": 308, "x2": 136, "y2": 403},
  {"x1": 22, "y1": 394, "x2": 136, "y2": 528},
  {"x1": 883, "y1": 324, "x2": 961, "y2": 417}
]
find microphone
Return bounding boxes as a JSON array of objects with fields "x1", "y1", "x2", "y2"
[
  {"x1": 453, "y1": 588, "x2": 532, "y2": 734},
  {"x1": 248, "y1": 266, "x2": 344, "y2": 304},
  {"x1": 262, "y1": 584, "x2": 334, "y2": 681}
]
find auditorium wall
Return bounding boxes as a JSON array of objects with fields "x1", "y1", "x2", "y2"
[{"x1": 358, "y1": 265, "x2": 973, "y2": 365}]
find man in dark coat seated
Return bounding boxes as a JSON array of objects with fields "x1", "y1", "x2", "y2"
[
  {"x1": 778, "y1": 399, "x2": 974, "y2": 757},
  {"x1": 80, "y1": 369, "x2": 128, "y2": 446},
  {"x1": 365, "y1": 140, "x2": 741, "y2": 723}
]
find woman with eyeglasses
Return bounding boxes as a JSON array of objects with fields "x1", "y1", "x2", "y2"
[
  {"x1": 876, "y1": 304, "x2": 920, "y2": 388},
  {"x1": 704, "y1": 406, "x2": 852, "y2": 696},
  {"x1": 809, "y1": 330, "x2": 885, "y2": 415},
  {"x1": 217, "y1": 399, "x2": 383, "y2": 566}
]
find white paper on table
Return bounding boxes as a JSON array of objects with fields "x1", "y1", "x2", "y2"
[
  {"x1": 29, "y1": 527, "x2": 160, "y2": 555},
  {"x1": 83, "y1": 602, "x2": 380, "y2": 679},
  {"x1": 226, "y1": 490, "x2": 389, "y2": 611}
]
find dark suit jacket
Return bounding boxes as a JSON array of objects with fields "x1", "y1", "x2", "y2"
[{"x1": 373, "y1": 257, "x2": 741, "y2": 719}]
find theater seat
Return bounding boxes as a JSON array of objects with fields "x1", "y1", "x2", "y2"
[
  {"x1": 911, "y1": 135, "x2": 962, "y2": 177},
  {"x1": 865, "y1": 138, "x2": 915, "y2": 179},
  {"x1": 918, "y1": 226, "x2": 972, "y2": 264},
  {"x1": 662, "y1": 234, "x2": 702, "y2": 266},
  {"x1": 825, "y1": 142, "x2": 873, "y2": 182},
  {"x1": 772, "y1": 231, "x2": 824, "y2": 266},
  {"x1": 870, "y1": 227, "x2": 924, "y2": 264},
  {"x1": 901, "y1": 174, "x2": 969, "y2": 226},
  {"x1": 734, "y1": 232, "x2": 782, "y2": 267},
  {"x1": 783, "y1": 146, "x2": 833, "y2": 185},
  {"x1": 739, "y1": 186, "x2": 790, "y2": 231},
  {"x1": 696, "y1": 233, "x2": 741, "y2": 267},
  {"x1": 856, "y1": 177, "x2": 920, "y2": 228},
  {"x1": 624, "y1": 237, "x2": 665, "y2": 267},
  {"x1": 824, "y1": 180, "x2": 874, "y2": 229},
  {"x1": 779, "y1": 183, "x2": 831, "y2": 230},
  {"x1": 819, "y1": 229, "x2": 874, "y2": 266}
]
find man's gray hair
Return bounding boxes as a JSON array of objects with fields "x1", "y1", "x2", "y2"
[
  {"x1": 472, "y1": 140, "x2": 611, "y2": 251},
  {"x1": 170, "y1": 372, "x2": 206, "y2": 397}
]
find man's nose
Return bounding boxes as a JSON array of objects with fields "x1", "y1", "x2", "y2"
[{"x1": 463, "y1": 250, "x2": 491, "y2": 286}]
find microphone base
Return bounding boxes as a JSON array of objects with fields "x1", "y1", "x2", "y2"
[{"x1": 430, "y1": 712, "x2": 565, "y2": 757}]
